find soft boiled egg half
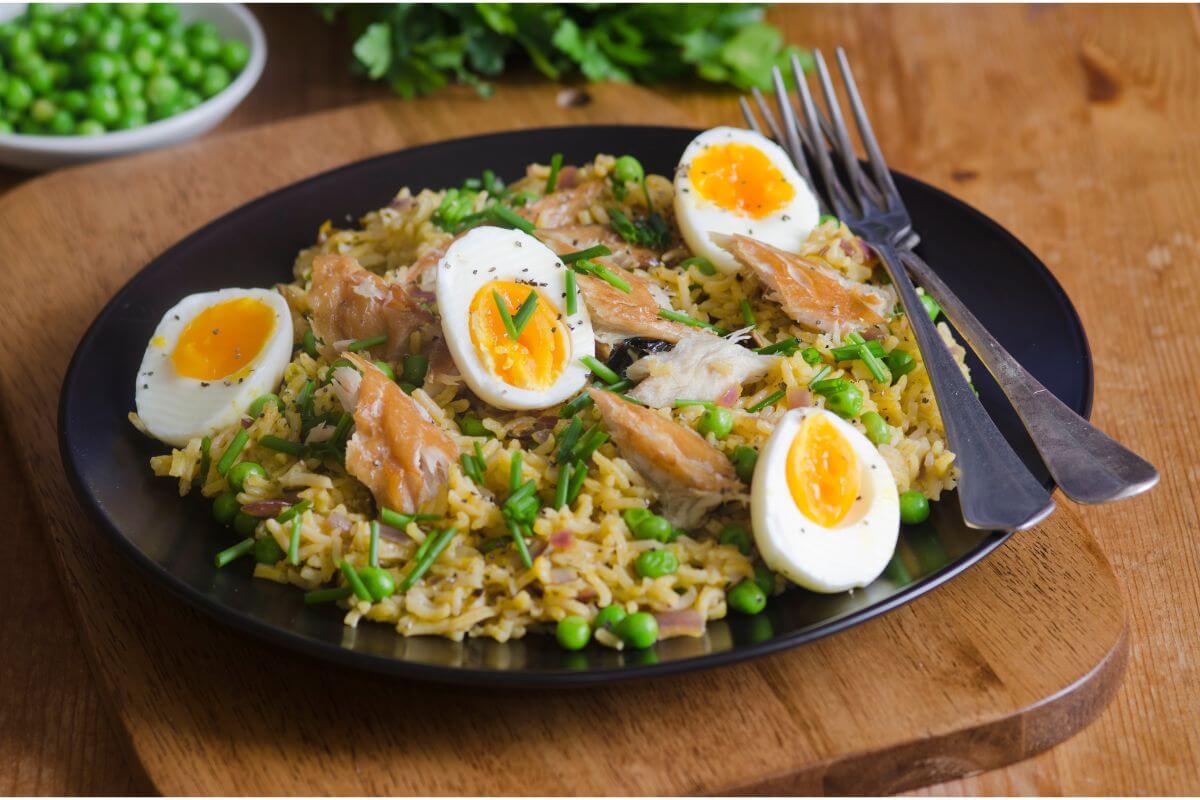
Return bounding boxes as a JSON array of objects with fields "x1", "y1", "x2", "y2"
[
  {"x1": 135, "y1": 288, "x2": 293, "y2": 447},
  {"x1": 674, "y1": 126, "x2": 820, "y2": 273},
  {"x1": 436, "y1": 226, "x2": 595, "y2": 410},
  {"x1": 751, "y1": 407, "x2": 899, "y2": 593}
]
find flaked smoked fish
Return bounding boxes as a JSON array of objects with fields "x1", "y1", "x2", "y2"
[{"x1": 309, "y1": 254, "x2": 431, "y2": 361}]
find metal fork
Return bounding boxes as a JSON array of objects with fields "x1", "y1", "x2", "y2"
[
  {"x1": 742, "y1": 49, "x2": 1158, "y2": 508},
  {"x1": 748, "y1": 50, "x2": 1053, "y2": 531}
]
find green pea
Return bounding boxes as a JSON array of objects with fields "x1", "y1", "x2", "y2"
[
  {"x1": 145, "y1": 72, "x2": 178, "y2": 107},
  {"x1": 615, "y1": 611, "x2": 658, "y2": 649},
  {"x1": 122, "y1": 95, "x2": 147, "y2": 118},
  {"x1": 753, "y1": 564, "x2": 774, "y2": 596},
  {"x1": 253, "y1": 535, "x2": 285, "y2": 565},
  {"x1": 919, "y1": 292, "x2": 941, "y2": 321},
  {"x1": 697, "y1": 406, "x2": 734, "y2": 440},
  {"x1": 232, "y1": 511, "x2": 258, "y2": 537},
  {"x1": 401, "y1": 353, "x2": 429, "y2": 385},
  {"x1": 730, "y1": 445, "x2": 758, "y2": 484},
  {"x1": 129, "y1": 46, "x2": 156, "y2": 75},
  {"x1": 29, "y1": 19, "x2": 53, "y2": 47},
  {"x1": 0, "y1": 120, "x2": 11, "y2": 135},
  {"x1": 161, "y1": 37, "x2": 189, "y2": 69},
  {"x1": 631, "y1": 513, "x2": 672, "y2": 543},
  {"x1": 593, "y1": 604, "x2": 626, "y2": 631},
  {"x1": 825, "y1": 385, "x2": 863, "y2": 419},
  {"x1": 819, "y1": 214, "x2": 838, "y2": 226},
  {"x1": 622, "y1": 507, "x2": 650, "y2": 531},
  {"x1": 199, "y1": 63, "x2": 229, "y2": 98},
  {"x1": 357, "y1": 566, "x2": 396, "y2": 601},
  {"x1": 147, "y1": 3, "x2": 181, "y2": 28},
  {"x1": 248, "y1": 393, "x2": 283, "y2": 417},
  {"x1": 149, "y1": 97, "x2": 183, "y2": 121},
  {"x1": 79, "y1": 51, "x2": 117, "y2": 83},
  {"x1": 113, "y1": 110, "x2": 145, "y2": 130},
  {"x1": 556, "y1": 615, "x2": 591, "y2": 650},
  {"x1": 899, "y1": 490, "x2": 930, "y2": 525},
  {"x1": 76, "y1": 13, "x2": 101, "y2": 43},
  {"x1": 884, "y1": 349, "x2": 916, "y2": 382},
  {"x1": 185, "y1": 20, "x2": 219, "y2": 41},
  {"x1": 458, "y1": 413, "x2": 491, "y2": 438},
  {"x1": 363, "y1": 361, "x2": 394, "y2": 382},
  {"x1": 177, "y1": 56, "x2": 203, "y2": 87},
  {"x1": 612, "y1": 155, "x2": 644, "y2": 185},
  {"x1": 801, "y1": 347, "x2": 822, "y2": 365},
  {"x1": 227, "y1": 461, "x2": 266, "y2": 492},
  {"x1": 46, "y1": 60, "x2": 68, "y2": 88},
  {"x1": 634, "y1": 549, "x2": 678, "y2": 578},
  {"x1": 26, "y1": 4, "x2": 56, "y2": 21},
  {"x1": 212, "y1": 491, "x2": 239, "y2": 524},
  {"x1": 28, "y1": 97, "x2": 55, "y2": 124},
  {"x1": 4, "y1": 77, "x2": 33, "y2": 111},
  {"x1": 75, "y1": 118, "x2": 105, "y2": 135},
  {"x1": 7, "y1": 29, "x2": 36, "y2": 60},
  {"x1": 47, "y1": 109, "x2": 73, "y2": 135},
  {"x1": 861, "y1": 411, "x2": 889, "y2": 445},
  {"x1": 127, "y1": 20, "x2": 150, "y2": 39},
  {"x1": 718, "y1": 525, "x2": 752, "y2": 555},
  {"x1": 133, "y1": 28, "x2": 163, "y2": 52},
  {"x1": 116, "y1": 3, "x2": 149, "y2": 21},
  {"x1": 93, "y1": 24, "x2": 124, "y2": 54},
  {"x1": 115, "y1": 71, "x2": 143, "y2": 98},
  {"x1": 88, "y1": 82, "x2": 117, "y2": 102},
  {"x1": 46, "y1": 26, "x2": 79, "y2": 56},
  {"x1": 189, "y1": 31, "x2": 221, "y2": 62},
  {"x1": 728, "y1": 580, "x2": 766, "y2": 614},
  {"x1": 60, "y1": 88, "x2": 86, "y2": 114},
  {"x1": 220, "y1": 39, "x2": 249, "y2": 73},
  {"x1": 86, "y1": 94, "x2": 120, "y2": 126},
  {"x1": 178, "y1": 88, "x2": 200, "y2": 110}
]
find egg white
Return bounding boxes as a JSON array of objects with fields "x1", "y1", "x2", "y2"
[
  {"x1": 435, "y1": 226, "x2": 595, "y2": 410},
  {"x1": 674, "y1": 126, "x2": 820, "y2": 273},
  {"x1": 134, "y1": 288, "x2": 293, "y2": 447},
  {"x1": 751, "y1": 407, "x2": 899, "y2": 593}
]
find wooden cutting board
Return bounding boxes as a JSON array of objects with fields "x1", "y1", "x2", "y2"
[{"x1": 0, "y1": 83, "x2": 1126, "y2": 795}]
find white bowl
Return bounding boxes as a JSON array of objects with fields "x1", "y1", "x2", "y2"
[{"x1": 0, "y1": 3, "x2": 266, "y2": 171}]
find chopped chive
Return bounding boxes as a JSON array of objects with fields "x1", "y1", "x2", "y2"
[
  {"x1": 565, "y1": 268, "x2": 577, "y2": 315},
  {"x1": 740, "y1": 298, "x2": 756, "y2": 327},
  {"x1": 673, "y1": 399, "x2": 715, "y2": 409},
  {"x1": 580, "y1": 355, "x2": 621, "y2": 386},
  {"x1": 506, "y1": 479, "x2": 538, "y2": 507},
  {"x1": 508, "y1": 519, "x2": 533, "y2": 569},
  {"x1": 461, "y1": 453, "x2": 482, "y2": 484},
  {"x1": 340, "y1": 560, "x2": 373, "y2": 603},
  {"x1": 295, "y1": 379, "x2": 316, "y2": 409},
  {"x1": 801, "y1": 347, "x2": 823, "y2": 365},
  {"x1": 812, "y1": 377, "x2": 851, "y2": 396},
  {"x1": 379, "y1": 508, "x2": 438, "y2": 529},
  {"x1": 196, "y1": 435, "x2": 211, "y2": 487},
  {"x1": 216, "y1": 429, "x2": 248, "y2": 475},
  {"x1": 276, "y1": 500, "x2": 310, "y2": 523},
  {"x1": 509, "y1": 450, "x2": 523, "y2": 493},
  {"x1": 560, "y1": 244, "x2": 611, "y2": 264},
  {"x1": 747, "y1": 388, "x2": 786, "y2": 413},
  {"x1": 305, "y1": 585, "x2": 353, "y2": 605},
  {"x1": 605, "y1": 379, "x2": 633, "y2": 393},
  {"x1": 557, "y1": 416, "x2": 585, "y2": 461},
  {"x1": 301, "y1": 328, "x2": 319, "y2": 358},
  {"x1": 511, "y1": 291, "x2": 539, "y2": 337},
  {"x1": 555, "y1": 461, "x2": 573, "y2": 509},
  {"x1": 679, "y1": 256, "x2": 716, "y2": 275},
  {"x1": 808, "y1": 365, "x2": 832, "y2": 387},
  {"x1": 559, "y1": 391, "x2": 594, "y2": 418},
  {"x1": 331, "y1": 412, "x2": 354, "y2": 445},
  {"x1": 259, "y1": 435, "x2": 305, "y2": 456},
  {"x1": 287, "y1": 514, "x2": 302, "y2": 566},
  {"x1": 488, "y1": 204, "x2": 536, "y2": 234},
  {"x1": 369, "y1": 520, "x2": 380, "y2": 567},
  {"x1": 492, "y1": 290, "x2": 520, "y2": 340},
  {"x1": 214, "y1": 537, "x2": 254, "y2": 568},
  {"x1": 574, "y1": 428, "x2": 609, "y2": 463},
  {"x1": 399, "y1": 526, "x2": 458, "y2": 591},
  {"x1": 757, "y1": 337, "x2": 800, "y2": 356},
  {"x1": 831, "y1": 340, "x2": 887, "y2": 361},
  {"x1": 401, "y1": 354, "x2": 429, "y2": 385},
  {"x1": 858, "y1": 341, "x2": 892, "y2": 383},
  {"x1": 658, "y1": 308, "x2": 726, "y2": 334},
  {"x1": 347, "y1": 334, "x2": 387, "y2": 352},
  {"x1": 545, "y1": 152, "x2": 563, "y2": 194},
  {"x1": 845, "y1": 331, "x2": 866, "y2": 345},
  {"x1": 567, "y1": 461, "x2": 588, "y2": 504}
]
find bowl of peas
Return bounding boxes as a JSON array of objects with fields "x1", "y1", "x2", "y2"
[{"x1": 0, "y1": 3, "x2": 265, "y2": 171}]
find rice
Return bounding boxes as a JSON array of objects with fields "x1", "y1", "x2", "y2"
[{"x1": 143, "y1": 156, "x2": 967, "y2": 643}]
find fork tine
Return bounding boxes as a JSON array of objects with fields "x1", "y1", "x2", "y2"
[
  {"x1": 789, "y1": 52, "x2": 854, "y2": 216},
  {"x1": 812, "y1": 49, "x2": 875, "y2": 213},
  {"x1": 750, "y1": 87, "x2": 785, "y2": 144},
  {"x1": 836, "y1": 47, "x2": 901, "y2": 207},
  {"x1": 738, "y1": 96, "x2": 765, "y2": 136},
  {"x1": 768, "y1": 69, "x2": 817, "y2": 189},
  {"x1": 792, "y1": 53, "x2": 853, "y2": 219}
]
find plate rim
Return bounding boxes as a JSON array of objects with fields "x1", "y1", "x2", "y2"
[{"x1": 56, "y1": 124, "x2": 1094, "y2": 687}]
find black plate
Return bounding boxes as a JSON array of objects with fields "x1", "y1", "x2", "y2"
[{"x1": 59, "y1": 126, "x2": 1092, "y2": 686}]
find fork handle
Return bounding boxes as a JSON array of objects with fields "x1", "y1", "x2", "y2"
[
  {"x1": 873, "y1": 243, "x2": 1055, "y2": 530},
  {"x1": 899, "y1": 250, "x2": 1159, "y2": 504}
]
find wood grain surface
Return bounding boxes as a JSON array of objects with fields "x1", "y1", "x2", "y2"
[{"x1": 0, "y1": 3, "x2": 1195, "y2": 794}]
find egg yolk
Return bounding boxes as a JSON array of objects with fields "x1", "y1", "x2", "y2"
[
  {"x1": 786, "y1": 414, "x2": 861, "y2": 528},
  {"x1": 688, "y1": 142, "x2": 796, "y2": 219},
  {"x1": 469, "y1": 280, "x2": 569, "y2": 391},
  {"x1": 171, "y1": 297, "x2": 276, "y2": 381}
]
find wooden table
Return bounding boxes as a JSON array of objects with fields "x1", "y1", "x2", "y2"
[{"x1": 1, "y1": 5, "x2": 1196, "y2": 794}]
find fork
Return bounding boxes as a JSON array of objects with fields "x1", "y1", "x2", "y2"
[
  {"x1": 742, "y1": 49, "x2": 1158, "y2": 508},
  {"x1": 745, "y1": 50, "x2": 1055, "y2": 531}
]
